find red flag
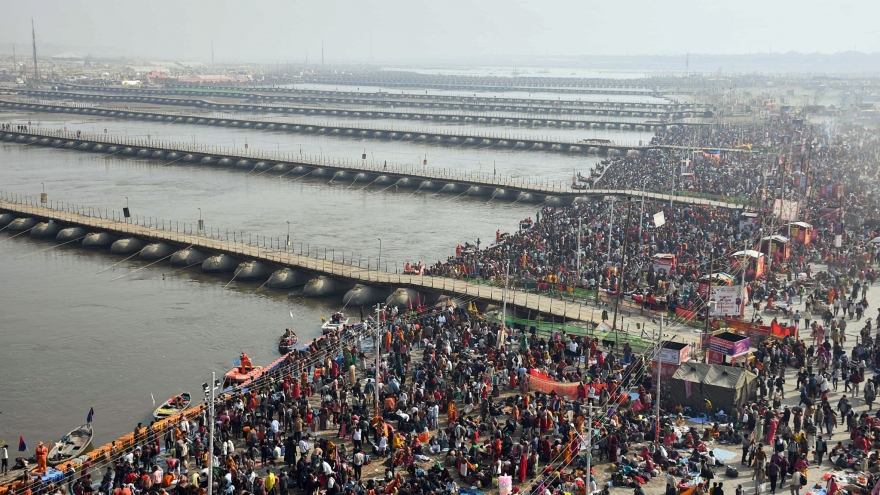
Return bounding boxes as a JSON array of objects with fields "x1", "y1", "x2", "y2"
[
  {"x1": 18, "y1": 436, "x2": 26, "y2": 452},
  {"x1": 771, "y1": 319, "x2": 783, "y2": 337}
]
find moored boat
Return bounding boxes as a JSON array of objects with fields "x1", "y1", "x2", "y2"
[
  {"x1": 321, "y1": 312, "x2": 351, "y2": 333},
  {"x1": 47, "y1": 424, "x2": 94, "y2": 466},
  {"x1": 153, "y1": 393, "x2": 192, "y2": 419},
  {"x1": 278, "y1": 328, "x2": 298, "y2": 354}
]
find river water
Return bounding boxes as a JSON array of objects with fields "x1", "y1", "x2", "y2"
[
  {"x1": 0, "y1": 77, "x2": 647, "y2": 448},
  {"x1": 0, "y1": 134, "x2": 541, "y2": 446},
  {"x1": 4, "y1": 111, "x2": 621, "y2": 183}
]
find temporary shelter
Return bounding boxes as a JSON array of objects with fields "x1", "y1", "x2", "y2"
[{"x1": 668, "y1": 362, "x2": 757, "y2": 413}]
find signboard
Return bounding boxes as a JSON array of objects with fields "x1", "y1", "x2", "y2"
[
  {"x1": 773, "y1": 199, "x2": 801, "y2": 221},
  {"x1": 707, "y1": 350, "x2": 750, "y2": 366},
  {"x1": 656, "y1": 345, "x2": 690, "y2": 365},
  {"x1": 653, "y1": 211, "x2": 666, "y2": 228},
  {"x1": 651, "y1": 254, "x2": 676, "y2": 275},
  {"x1": 709, "y1": 333, "x2": 750, "y2": 356},
  {"x1": 710, "y1": 286, "x2": 747, "y2": 317},
  {"x1": 651, "y1": 361, "x2": 680, "y2": 382}
]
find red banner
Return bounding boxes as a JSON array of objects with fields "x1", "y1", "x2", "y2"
[{"x1": 527, "y1": 373, "x2": 580, "y2": 400}]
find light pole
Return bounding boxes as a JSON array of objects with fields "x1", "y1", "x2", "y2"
[
  {"x1": 198, "y1": 208, "x2": 203, "y2": 234},
  {"x1": 203, "y1": 374, "x2": 220, "y2": 495},
  {"x1": 287, "y1": 221, "x2": 291, "y2": 252},
  {"x1": 319, "y1": 147, "x2": 323, "y2": 161}
]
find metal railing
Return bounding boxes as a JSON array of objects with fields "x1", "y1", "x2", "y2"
[{"x1": 0, "y1": 127, "x2": 752, "y2": 206}]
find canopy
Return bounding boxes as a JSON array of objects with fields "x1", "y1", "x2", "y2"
[
  {"x1": 761, "y1": 235, "x2": 790, "y2": 243},
  {"x1": 667, "y1": 362, "x2": 757, "y2": 413},
  {"x1": 731, "y1": 250, "x2": 763, "y2": 259},
  {"x1": 870, "y1": 237, "x2": 880, "y2": 245},
  {"x1": 786, "y1": 222, "x2": 812, "y2": 230},
  {"x1": 698, "y1": 272, "x2": 735, "y2": 284}
]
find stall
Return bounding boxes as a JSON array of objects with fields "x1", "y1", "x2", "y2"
[
  {"x1": 730, "y1": 249, "x2": 766, "y2": 281},
  {"x1": 652, "y1": 341, "x2": 691, "y2": 383},
  {"x1": 785, "y1": 222, "x2": 815, "y2": 245},
  {"x1": 651, "y1": 253, "x2": 677, "y2": 276},
  {"x1": 705, "y1": 330, "x2": 751, "y2": 365},
  {"x1": 761, "y1": 235, "x2": 791, "y2": 264},
  {"x1": 738, "y1": 211, "x2": 761, "y2": 231}
]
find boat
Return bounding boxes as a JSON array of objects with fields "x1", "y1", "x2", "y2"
[
  {"x1": 153, "y1": 393, "x2": 191, "y2": 419},
  {"x1": 321, "y1": 312, "x2": 351, "y2": 332},
  {"x1": 576, "y1": 172, "x2": 591, "y2": 183},
  {"x1": 47, "y1": 424, "x2": 94, "y2": 466},
  {"x1": 278, "y1": 330, "x2": 298, "y2": 354},
  {"x1": 224, "y1": 365, "x2": 263, "y2": 386}
]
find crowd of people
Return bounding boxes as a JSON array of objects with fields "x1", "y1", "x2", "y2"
[{"x1": 8, "y1": 108, "x2": 880, "y2": 495}]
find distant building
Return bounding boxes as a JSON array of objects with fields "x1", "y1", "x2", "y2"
[
  {"x1": 177, "y1": 75, "x2": 249, "y2": 84},
  {"x1": 145, "y1": 70, "x2": 167, "y2": 81}
]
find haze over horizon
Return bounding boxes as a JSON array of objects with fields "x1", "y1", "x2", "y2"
[{"x1": 1, "y1": 0, "x2": 878, "y2": 65}]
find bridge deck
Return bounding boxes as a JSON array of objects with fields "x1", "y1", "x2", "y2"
[
  {"x1": 0, "y1": 200, "x2": 599, "y2": 323},
  {"x1": 2, "y1": 128, "x2": 748, "y2": 208}
]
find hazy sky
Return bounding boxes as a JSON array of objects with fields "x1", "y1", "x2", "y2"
[{"x1": 1, "y1": 0, "x2": 878, "y2": 63}]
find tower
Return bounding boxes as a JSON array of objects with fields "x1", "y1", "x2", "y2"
[{"x1": 31, "y1": 18, "x2": 39, "y2": 80}]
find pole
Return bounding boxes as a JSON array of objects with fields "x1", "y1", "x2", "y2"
[
  {"x1": 207, "y1": 371, "x2": 216, "y2": 494},
  {"x1": 654, "y1": 316, "x2": 663, "y2": 447},
  {"x1": 611, "y1": 197, "x2": 633, "y2": 333},
  {"x1": 500, "y1": 260, "x2": 510, "y2": 348},
  {"x1": 586, "y1": 402, "x2": 593, "y2": 483},
  {"x1": 639, "y1": 182, "x2": 646, "y2": 251},
  {"x1": 607, "y1": 197, "x2": 615, "y2": 257},
  {"x1": 374, "y1": 303, "x2": 382, "y2": 416},
  {"x1": 704, "y1": 249, "x2": 715, "y2": 334},
  {"x1": 577, "y1": 216, "x2": 582, "y2": 272}
]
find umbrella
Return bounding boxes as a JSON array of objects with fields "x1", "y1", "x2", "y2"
[{"x1": 870, "y1": 237, "x2": 880, "y2": 244}]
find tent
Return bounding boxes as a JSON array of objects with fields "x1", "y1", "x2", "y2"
[{"x1": 667, "y1": 362, "x2": 757, "y2": 413}]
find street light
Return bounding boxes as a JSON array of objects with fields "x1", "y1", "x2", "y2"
[
  {"x1": 377, "y1": 238, "x2": 382, "y2": 268},
  {"x1": 202, "y1": 375, "x2": 221, "y2": 495},
  {"x1": 197, "y1": 207, "x2": 203, "y2": 234},
  {"x1": 286, "y1": 221, "x2": 291, "y2": 252}
]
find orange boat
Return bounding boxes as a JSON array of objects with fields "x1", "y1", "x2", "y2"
[{"x1": 224, "y1": 365, "x2": 263, "y2": 386}]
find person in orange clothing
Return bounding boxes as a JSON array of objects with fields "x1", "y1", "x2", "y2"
[
  {"x1": 239, "y1": 351, "x2": 253, "y2": 373},
  {"x1": 35, "y1": 441, "x2": 48, "y2": 474},
  {"x1": 447, "y1": 402, "x2": 457, "y2": 425}
]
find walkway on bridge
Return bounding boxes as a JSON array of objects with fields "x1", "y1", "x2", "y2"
[
  {"x1": 0, "y1": 199, "x2": 598, "y2": 323},
  {"x1": 1, "y1": 128, "x2": 749, "y2": 209}
]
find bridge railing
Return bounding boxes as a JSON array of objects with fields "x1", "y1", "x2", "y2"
[
  {"x1": 2, "y1": 127, "x2": 751, "y2": 204},
  {"x1": 58, "y1": 83, "x2": 707, "y2": 110},
  {"x1": 0, "y1": 194, "x2": 628, "y2": 322},
  {"x1": 6, "y1": 98, "x2": 670, "y2": 147}
]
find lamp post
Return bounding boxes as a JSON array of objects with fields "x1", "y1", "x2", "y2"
[
  {"x1": 610, "y1": 197, "x2": 633, "y2": 336},
  {"x1": 287, "y1": 221, "x2": 291, "y2": 252},
  {"x1": 203, "y1": 374, "x2": 220, "y2": 495}
]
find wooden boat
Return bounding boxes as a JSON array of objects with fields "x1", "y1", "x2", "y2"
[
  {"x1": 278, "y1": 331, "x2": 298, "y2": 354},
  {"x1": 153, "y1": 393, "x2": 191, "y2": 419},
  {"x1": 47, "y1": 424, "x2": 94, "y2": 466}
]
